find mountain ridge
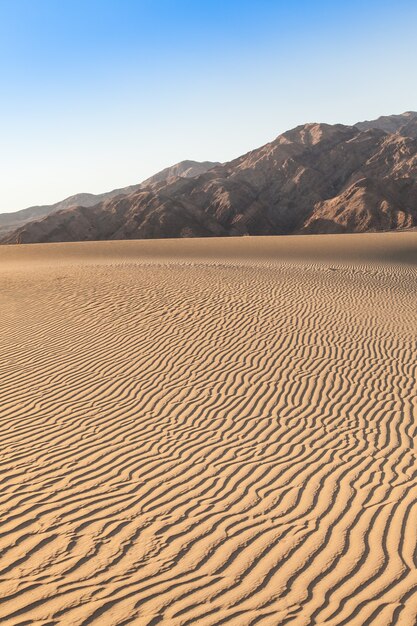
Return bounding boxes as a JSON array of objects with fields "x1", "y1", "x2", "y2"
[
  {"x1": 3, "y1": 112, "x2": 417, "y2": 244},
  {"x1": 0, "y1": 160, "x2": 220, "y2": 237}
]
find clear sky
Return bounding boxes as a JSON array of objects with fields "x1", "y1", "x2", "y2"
[{"x1": 1, "y1": 0, "x2": 416, "y2": 213}]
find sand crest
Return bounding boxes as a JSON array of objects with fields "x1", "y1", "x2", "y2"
[{"x1": 0, "y1": 233, "x2": 416, "y2": 625}]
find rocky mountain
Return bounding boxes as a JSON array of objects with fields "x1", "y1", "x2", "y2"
[
  {"x1": 140, "y1": 160, "x2": 221, "y2": 187},
  {"x1": 3, "y1": 113, "x2": 417, "y2": 244},
  {"x1": 355, "y1": 111, "x2": 417, "y2": 136},
  {"x1": 0, "y1": 160, "x2": 219, "y2": 237}
]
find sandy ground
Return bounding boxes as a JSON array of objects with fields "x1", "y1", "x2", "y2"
[{"x1": 0, "y1": 232, "x2": 416, "y2": 626}]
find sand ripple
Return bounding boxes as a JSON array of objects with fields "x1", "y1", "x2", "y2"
[{"x1": 0, "y1": 236, "x2": 416, "y2": 625}]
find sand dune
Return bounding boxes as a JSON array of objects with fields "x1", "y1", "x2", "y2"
[{"x1": 0, "y1": 233, "x2": 416, "y2": 625}]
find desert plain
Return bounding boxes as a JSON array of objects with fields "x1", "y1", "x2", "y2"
[{"x1": 0, "y1": 232, "x2": 416, "y2": 625}]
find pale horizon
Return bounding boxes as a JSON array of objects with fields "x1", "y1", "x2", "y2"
[
  {"x1": 1, "y1": 0, "x2": 417, "y2": 214},
  {"x1": 2, "y1": 108, "x2": 416, "y2": 215}
]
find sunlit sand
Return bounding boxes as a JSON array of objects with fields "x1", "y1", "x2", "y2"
[{"x1": 1, "y1": 232, "x2": 416, "y2": 625}]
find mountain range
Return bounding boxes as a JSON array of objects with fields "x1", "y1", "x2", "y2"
[
  {"x1": 0, "y1": 160, "x2": 219, "y2": 238},
  {"x1": 2, "y1": 111, "x2": 417, "y2": 244}
]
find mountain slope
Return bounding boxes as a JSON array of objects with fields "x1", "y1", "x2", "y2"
[
  {"x1": 141, "y1": 160, "x2": 221, "y2": 187},
  {"x1": 3, "y1": 113, "x2": 417, "y2": 244},
  {"x1": 0, "y1": 160, "x2": 219, "y2": 237},
  {"x1": 355, "y1": 110, "x2": 417, "y2": 135}
]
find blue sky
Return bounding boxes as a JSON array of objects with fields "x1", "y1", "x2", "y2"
[{"x1": 1, "y1": 0, "x2": 416, "y2": 213}]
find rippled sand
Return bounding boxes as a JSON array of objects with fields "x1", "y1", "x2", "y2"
[{"x1": 1, "y1": 233, "x2": 416, "y2": 625}]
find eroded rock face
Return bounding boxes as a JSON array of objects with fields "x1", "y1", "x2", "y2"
[{"x1": 3, "y1": 113, "x2": 417, "y2": 244}]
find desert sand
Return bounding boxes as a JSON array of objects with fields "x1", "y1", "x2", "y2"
[{"x1": 0, "y1": 232, "x2": 416, "y2": 625}]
